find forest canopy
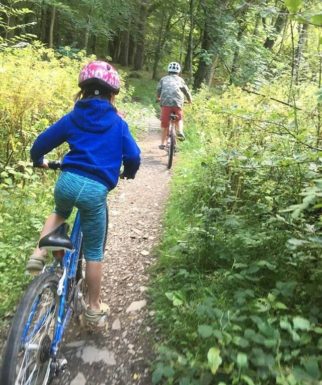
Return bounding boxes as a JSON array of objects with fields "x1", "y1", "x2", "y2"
[{"x1": 0, "y1": 0, "x2": 321, "y2": 88}]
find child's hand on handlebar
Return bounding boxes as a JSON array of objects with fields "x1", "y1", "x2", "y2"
[
  {"x1": 40, "y1": 159, "x2": 49, "y2": 168},
  {"x1": 33, "y1": 158, "x2": 49, "y2": 168}
]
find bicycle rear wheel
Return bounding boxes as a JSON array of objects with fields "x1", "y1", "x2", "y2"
[
  {"x1": 1, "y1": 272, "x2": 59, "y2": 385},
  {"x1": 167, "y1": 128, "x2": 175, "y2": 170}
]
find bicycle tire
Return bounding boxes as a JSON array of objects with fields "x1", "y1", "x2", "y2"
[
  {"x1": 1, "y1": 272, "x2": 59, "y2": 385},
  {"x1": 167, "y1": 130, "x2": 175, "y2": 169}
]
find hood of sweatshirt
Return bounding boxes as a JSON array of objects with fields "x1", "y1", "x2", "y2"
[{"x1": 70, "y1": 98, "x2": 119, "y2": 133}]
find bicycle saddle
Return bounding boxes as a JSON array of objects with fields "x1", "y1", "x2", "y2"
[{"x1": 39, "y1": 223, "x2": 73, "y2": 251}]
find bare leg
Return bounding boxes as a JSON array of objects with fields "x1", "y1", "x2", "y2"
[
  {"x1": 32, "y1": 213, "x2": 65, "y2": 258},
  {"x1": 176, "y1": 119, "x2": 185, "y2": 139},
  {"x1": 86, "y1": 261, "x2": 102, "y2": 311},
  {"x1": 178, "y1": 119, "x2": 183, "y2": 133},
  {"x1": 161, "y1": 126, "x2": 168, "y2": 146}
]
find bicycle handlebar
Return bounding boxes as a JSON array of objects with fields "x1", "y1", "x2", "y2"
[{"x1": 41, "y1": 161, "x2": 129, "y2": 179}]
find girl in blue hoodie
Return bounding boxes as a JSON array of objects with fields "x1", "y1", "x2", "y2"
[{"x1": 27, "y1": 61, "x2": 141, "y2": 325}]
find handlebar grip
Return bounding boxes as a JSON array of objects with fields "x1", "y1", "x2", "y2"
[{"x1": 48, "y1": 161, "x2": 61, "y2": 170}]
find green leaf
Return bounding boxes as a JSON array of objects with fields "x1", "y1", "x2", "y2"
[
  {"x1": 152, "y1": 367, "x2": 163, "y2": 384},
  {"x1": 237, "y1": 353, "x2": 248, "y2": 368},
  {"x1": 318, "y1": 337, "x2": 322, "y2": 350},
  {"x1": 163, "y1": 366, "x2": 175, "y2": 378},
  {"x1": 198, "y1": 325, "x2": 213, "y2": 338},
  {"x1": 241, "y1": 375, "x2": 255, "y2": 385},
  {"x1": 273, "y1": 301, "x2": 288, "y2": 310},
  {"x1": 311, "y1": 13, "x2": 322, "y2": 26},
  {"x1": 165, "y1": 291, "x2": 184, "y2": 306},
  {"x1": 207, "y1": 347, "x2": 222, "y2": 375},
  {"x1": 285, "y1": 0, "x2": 302, "y2": 13},
  {"x1": 233, "y1": 336, "x2": 250, "y2": 348},
  {"x1": 303, "y1": 359, "x2": 320, "y2": 379},
  {"x1": 293, "y1": 316, "x2": 310, "y2": 331}
]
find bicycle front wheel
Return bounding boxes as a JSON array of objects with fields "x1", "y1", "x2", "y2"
[{"x1": 1, "y1": 272, "x2": 59, "y2": 385}]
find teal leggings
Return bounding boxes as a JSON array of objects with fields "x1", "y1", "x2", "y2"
[{"x1": 54, "y1": 171, "x2": 108, "y2": 262}]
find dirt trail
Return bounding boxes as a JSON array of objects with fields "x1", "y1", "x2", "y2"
[{"x1": 51, "y1": 116, "x2": 171, "y2": 385}]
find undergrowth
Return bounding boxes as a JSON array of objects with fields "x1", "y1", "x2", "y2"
[
  {"x1": 151, "y1": 86, "x2": 322, "y2": 385},
  {"x1": 0, "y1": 43, "x2": 154, "y2": 321}
]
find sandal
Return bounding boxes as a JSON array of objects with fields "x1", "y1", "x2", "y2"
[
  {"x1": 26, "y1": 254, "x2": 46, "y2": 273},
  {"x1": 84, "y1": 303, "x2": 110, "y2": 328},
  {"x1": 158, "y1": 144, "x2": 166, "y2": 150}
]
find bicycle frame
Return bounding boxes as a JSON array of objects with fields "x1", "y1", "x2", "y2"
[
  {"x1": 21, "y1": 211, "x2": 83, "y2": 360},
  {"x1": 51, "y1": 211, "x2": 82, "y2": 357}
]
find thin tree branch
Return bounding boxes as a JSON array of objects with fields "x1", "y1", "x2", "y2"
[{"x1": 241, "y1": 87, "x2": 318, "y2": 117}]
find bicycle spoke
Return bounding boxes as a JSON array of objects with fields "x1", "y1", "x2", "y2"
[
  {"x1": 16, "y1": 354, "x2": 36, "y2": 385},
  {"x1": 25, "y1": 290, "x2": 56, "y2": 344},
  {"x1": 13, "y1": 286, "x2": 57, "y2": 385}
]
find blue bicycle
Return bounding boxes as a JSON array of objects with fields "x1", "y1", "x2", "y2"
[{"x1": 0, "y1": 161, "x2": 95, "y2": 385}]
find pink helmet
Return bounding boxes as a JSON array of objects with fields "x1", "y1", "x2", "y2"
[{"x1": 78, "y1": 60, "x2": 120, "y2": 94}]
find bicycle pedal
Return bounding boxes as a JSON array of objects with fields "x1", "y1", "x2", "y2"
[{"x1": 58, "y1": 358, "x2": 68, "y2": 371}]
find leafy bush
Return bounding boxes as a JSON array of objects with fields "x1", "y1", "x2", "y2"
[
  {"x1": 0, "y1": 43, "x2": 153, "y2": 320},
  {"x1": 151, "y1": 83, "x2": 322, "y2": 384}
]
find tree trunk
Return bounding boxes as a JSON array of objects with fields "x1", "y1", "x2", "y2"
[
  {"x1": 152, "y1": 14, "x2": 166, "y2": 80},
  {"x1": 207, "y1": 55, "x2": 218, "y2": 87},
  {"x1": 193, "y1": 22, "x2": 212, "y2": 89},
  {"x1": 294, "y1": 23, "x2": 308, "y2": 84},
  {"x1": 152, "y1": 13, "x2": 172, "y2": 80},
  {"x1": 91, "y1": 34, "x2": 97, "y2": 55},
  {"x1": 179, "y1": 17, "x2": 187, "y2": 65},
  {"x1": 113, "y1": 34, "x2": 122, "y2": 63},
  {"x1": 39, "y1": 3, "x2": 47, "y2": 42},
  {"x1": 128, "y1": 37, "x2": 136, "y2": 66},
  {"x1": 84, "y1": 15, "x2": 91, "y2": 53},
  {"x1": 263, "y1": 8, "x2": 288, "y2": 50},
  {"x1": 183, "y1": 0, "x2": 194, "y2": 80},
  {"x1": 119, "y1": 27, "x2": 130, "y2": 66},
  {"x1": 133, "y1": 1, "x2": 149, "y2": 71},
  {"x1": 48, "y1": 6, "x2": 56, "y2": 48},
  {"x1": 229, "y1": 3, "x2": 251, "y2": 84}
]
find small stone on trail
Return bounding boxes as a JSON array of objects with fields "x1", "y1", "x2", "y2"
[
  {"x1": 70, "y1": 372, "x2": 86, "y2": 385},
  {"x1": 139, "y1": 286, "x2": 148, "y2": 293},
  {"x1": 126, "y1": 300, "x2": 147, "y2": 313},
  {"x1": 112, "y1": 318, "x2": 121, "y2": 330}
]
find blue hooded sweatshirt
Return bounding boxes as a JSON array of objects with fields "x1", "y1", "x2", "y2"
[{"x1": 30, "y1": 98, "x2": 141, "y2": 190}]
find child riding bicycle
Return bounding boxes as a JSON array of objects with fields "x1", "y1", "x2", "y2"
[
  {"x1": 156, "y1": 61, "x2": 192, "y2": 150},
  {"x1": 27, "y1": 60, "x2": 141, "y2": 326}
]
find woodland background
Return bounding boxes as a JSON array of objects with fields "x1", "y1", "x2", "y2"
[{"x1": 1, "y1": 0, "x2": 322, "y2": 384}]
